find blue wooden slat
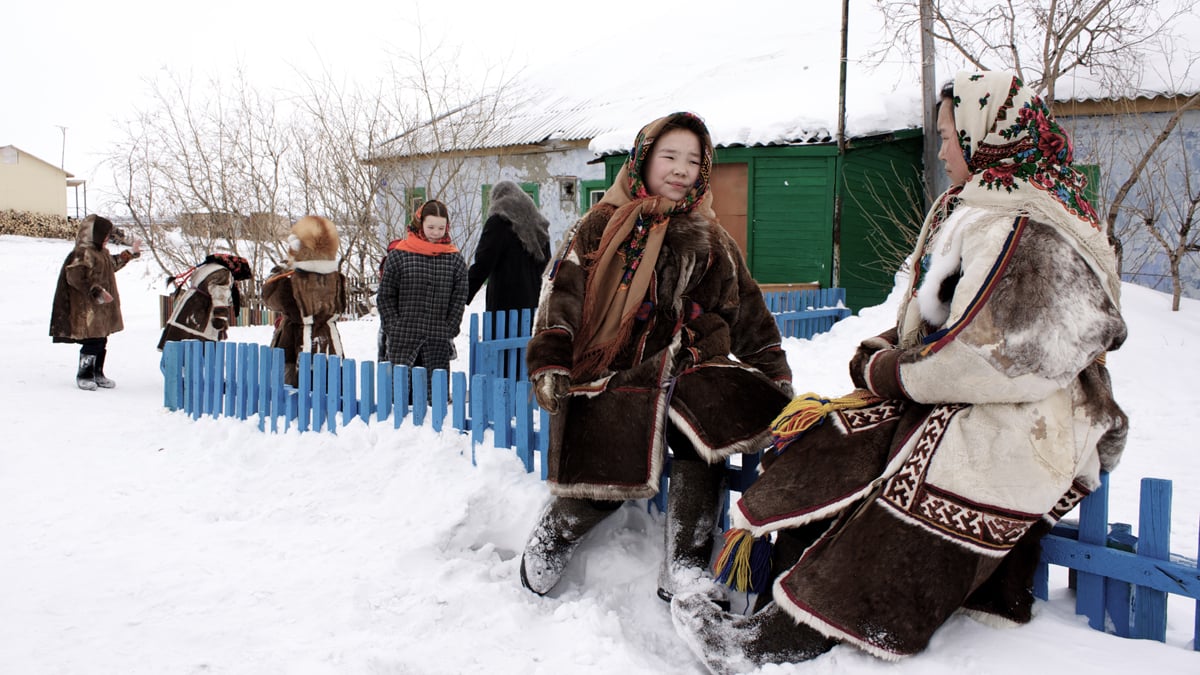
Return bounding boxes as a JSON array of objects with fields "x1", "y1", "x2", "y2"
[
  {"x1": 432, "y1": 369, "x2": 448, "y2": 432},
  {"x1": 1077, "y1": 472, "x2": 1111, "y2": 630},
  {"x1": 393, "y1": 365, "x2": 409, "y2": 429},
  {"x1": 163, "y1": 342, "x2": 183, "y2": 410},
  {"x1": 1132, "y1": 478, "x2": 1171, "y2": 641},
  {"x1": 189, "y1": 340, "x2": 203, "y2": 419},
  {"x1": 313, "y1": 354, "x2": 327, "y2": 431},
  {"x1": 469, "y1": 313, "x2": 480, "y2": 380},
  {"x1": 471, "y1": 374, "x2": 487, "y2": 449},
  {"x1": 223, "y1": 342, "x2": 237, "y2": 417},
  {"x1": 298, "y1": 352, "x2": 312, "y2": 433},
  {"x1": 257, "y1": 345, "x2": 271, "y2": 432},
  {"x1": 412, "y1": 367, "x2": 428, "y2": 427},
  {"x1": 270, "y1": 348, "x2": 284, "y2": 433},
  {"x1": 326, "y1": 355, "x2": 340, "y2": 433},
  {"x1": 360, "y1": 361, "x2": 374, "y2": 425},
  {"x1": 491, "y1": 377, "x2": 512, "y2": 449},
  {"x1": 239, "y1": 344, "x2": 252, "y2": 420},
  {"x1": 452, "y1": 372, "x2": 467, "y2": 432},
  {"x1": 515, "y1": 380, "x2": 534, "y2": 472},
  {"x1": 377, "y1": 362, "x2": 392, "y2": 423},
  {"x1": 207, "y1": 341, "x2": 222, "y2": 416},
  {"x1": 538, "y1": 408, "x2": 550, "y2": 481},
  {"x1": 342, "y1": 358, "x2": 357, "y2": 422}
]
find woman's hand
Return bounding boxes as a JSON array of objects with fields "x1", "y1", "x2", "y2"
[{"x1": 533, "y1": 371, "x2": 569, "y2": 414}]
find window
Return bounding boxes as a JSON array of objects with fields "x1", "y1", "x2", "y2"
[{"x1": 580, "y1": 179, "x2": 607, "y2": 212}]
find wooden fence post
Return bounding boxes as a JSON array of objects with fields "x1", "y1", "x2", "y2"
[
  {"x1": 326, "y1": 355, "x2": 340, "y2": 433},
  {"x1": 313, "y1": 354, "x2": 327, "y2": 432},
  {"x1": 412, "y1": 367, "x2": 428, "y2": 428},
  {"x1": 377, "y1": 361, "x2": 392, "y2": 424},
  {"x1": 1132, "y1": 478, "x2": 1172, "y2": 641},
  {"x1": 298, "y1": 352, "x2": 312, "y2": 432},
  {"x1": 223, "y1": 342, "x2": 237, "y2": 417},
  {"x1": 432, "y1": 369, "x2": 448, "y2": 432},
  {"x1": 360, "y1": 361, "x2": 374, "y2": 426},
  {"x1": 392, "y1": 364, "x2": 409, "y2": 429},
  {"x1": 453, "y1": 372, "x2": 467, "y2": 433},
  {"x1": 342, "y1": 358, "x2": 357, "y2": 422}
]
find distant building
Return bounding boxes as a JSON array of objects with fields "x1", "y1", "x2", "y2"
[{"x1": 0, "y1": 145, "x2": 76, "y2": 217}]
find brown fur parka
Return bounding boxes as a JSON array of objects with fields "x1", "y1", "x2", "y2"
[
  {"x1": 49, "y1": 215, "x2": 137, "y2": 343},
  {"x1": 527, "y1": 204, "x2": 792, "y2": 500}
]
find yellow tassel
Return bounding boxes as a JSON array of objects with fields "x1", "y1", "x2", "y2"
[
  {"x1": 713, "y1": 528, "x2": 761, "y2": 592},
  {"x1": 769, "y1": 389, "x2": 883, "y2": 451}
]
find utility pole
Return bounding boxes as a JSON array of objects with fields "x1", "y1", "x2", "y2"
[
  {"x1": 56, "y1": 125, "x2": 67, "y2": 169},
  {"x1": 832, "y1": 0, "x2": 850, "y2": 289},
  {"x1": 919, "y1": 0, "x2": 938, "y2": 207}
]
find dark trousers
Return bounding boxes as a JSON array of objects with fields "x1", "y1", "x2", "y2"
[{"x1": 79, "y1": 337, "x2": 107, "y2": 356}]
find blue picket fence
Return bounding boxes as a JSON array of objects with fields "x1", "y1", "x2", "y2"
[
  {"x1": 465, "y1": 291, "x2": 854, "y2": 402},
  {"x1": 1036, "y1": 472, "x2": 1199, "y2": 650},
  {"x1": 763, "y1": 287, "x2": 852, "y2": 339},
  {"x1": 160, "y1": 339, "x2": 551, "y2": 474}
]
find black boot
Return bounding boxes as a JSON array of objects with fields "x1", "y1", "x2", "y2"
[
  {"x1": 520, "y1": 497, "x2": 618, "y2": 595},
  {"x1": 76, "y1": 354, "x2": 98, "y2": 391},
  {"x1": 93, "y1": 349, "x2": 116, "y2": 389},
  {"x1": 671, "y1": 595, "x2": 837, "y2": 675},
  {"x1": 657, "y1": 458, "x2": 726, "y2": 602}
]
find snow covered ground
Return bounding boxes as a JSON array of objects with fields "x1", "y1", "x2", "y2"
[{"x1": 2, "y1": 233, "x2": 1197, "y2": 674}]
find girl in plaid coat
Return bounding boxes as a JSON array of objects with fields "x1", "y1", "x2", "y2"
[{"x1": 377, "y1": 200, "x2": 468, "y2": 373}]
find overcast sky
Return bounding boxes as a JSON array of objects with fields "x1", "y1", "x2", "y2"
[{"x1": 1, "y1": 0, "x2": 668, "y2": 184}]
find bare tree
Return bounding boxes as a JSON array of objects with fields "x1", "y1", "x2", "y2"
[
  {"x1": 872, "y1": 0, "x2": 1200, "y2": 305},
  {"x1": 109, "y1": 67, "x2": 299, "y2": 283},
  {"x1": 1109, "y1": 124, "x2": 1200, "y2": 310},
  {"x1": 872, "y1": 1, "x2": 1194, "y2": 101}
]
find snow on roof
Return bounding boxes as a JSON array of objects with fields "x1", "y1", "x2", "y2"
[{"x1": 371, "y1": 3, "x2": 923, "y2": 161}]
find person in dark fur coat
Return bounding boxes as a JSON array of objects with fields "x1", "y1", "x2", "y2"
[
  {"x1": 157, "y1": 254, "x2": 253, "y2": 350},
  {"x1": 519, "y1": 112, "x2": 793, "y2": 603},
  {"x1": 467, "y1": 180, "x2": 551, "y2": 312},
  {"x1": 669, "y1": 71, "x2": 1129, "y2": 674},
  {"x1": 262, "y1": 216, "x2": 347, "y2": 387},
  {"x1": 49, "y1": 214, "x2": 141, "y2": 390},
  {"x1": 377, "y1": 200, "x2": 468, "y2": 374}
]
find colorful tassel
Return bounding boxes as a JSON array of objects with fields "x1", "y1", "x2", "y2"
[
  {"x1": 768, "y1": 389, "x2": 882, "y2": 452},
  {"x1": 713, "y1": 528, "x2": 773, "y2": 594}
]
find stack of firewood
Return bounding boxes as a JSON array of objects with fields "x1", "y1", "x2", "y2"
[{"x1": 0, "y1": 210, "x2": 76, "y2": 240}]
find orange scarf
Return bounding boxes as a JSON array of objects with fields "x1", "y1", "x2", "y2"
[
  {"x1": 571, "y1": 112, "x2": 716, "y2": 380},
  {"x1": 392, "y1": 233, "x2": 459, "y2": 257}
]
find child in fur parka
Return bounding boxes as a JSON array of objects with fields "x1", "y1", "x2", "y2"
[
  {"x1": 520, "y1": 112, "x2": 793, "y2": 603},
  {"x1": 49, "y1": 214, "x2": 141, "y2": 390},
  {"x1": 669, "y1": 71, "x2": 1128, "y2": 674},
  {"x1": 262, "y1": 216, "x2": 347, "y2": 387},
  {"x1": 157, "y1": 253, "x2": 253, "y2": 350}
]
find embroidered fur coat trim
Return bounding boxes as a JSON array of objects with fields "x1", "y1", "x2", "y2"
[
  {"x1": 157, "y1": 263, "x2": 234, "y2": 349},
  {"x1": 528, "y1": 204, "x2": 791, "y2": 501}
]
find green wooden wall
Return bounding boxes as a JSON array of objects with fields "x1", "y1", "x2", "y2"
[{"x1": 838, "y1": 135, "x2": 924, "y2": 310}]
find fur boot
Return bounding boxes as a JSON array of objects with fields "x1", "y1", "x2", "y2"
[
  {"x1": 93, "y1": 349, "x2": 116, "y2": 389},
  {"x1": 671, "y1": 595, "x2": 836, "y2": 675},
  {"x1": 657, "y1": 458, "x2": 726, "y2": 602},
  {"x1": 520, "y1": 497, "x2": 617, "y2": 595},
  {"x1": 76, "y1": 354, "x2": 98, "y2": 391}
]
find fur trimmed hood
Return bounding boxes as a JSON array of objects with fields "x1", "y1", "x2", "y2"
[
  {"x1": 487, "y1": 181, "x2": 550, "y2": 262},
  {"x1": 288, "y1": 216, "x2": 340, "y2": 267}
]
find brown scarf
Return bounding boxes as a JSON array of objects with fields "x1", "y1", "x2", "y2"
[{"x1": 572, "y1": 112, "x2": 716, "y2": 380}]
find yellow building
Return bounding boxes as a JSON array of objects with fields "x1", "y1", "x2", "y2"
[{"x1": 0, "y1": 145, "x2": 73, "y2": 216}]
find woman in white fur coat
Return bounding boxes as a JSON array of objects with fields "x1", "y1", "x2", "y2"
[{"x1": 670, "y1": 70, "x2": 1129, "y2": 673}]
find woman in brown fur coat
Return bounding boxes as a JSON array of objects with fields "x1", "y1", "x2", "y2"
[
  {"x1": 49, "y1": 214, "x2": 141, "y2": 390},
  {"x1": 520, "y1": 112, "x2": 793, "y2": 602}
]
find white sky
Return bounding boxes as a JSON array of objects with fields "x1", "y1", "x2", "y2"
[
  {"x1": 4, "y1": 1, "x2": 1197, "y2": 207},
  {"x1": 3, "y1": 233, "x2": 1199, "y2": 672}
]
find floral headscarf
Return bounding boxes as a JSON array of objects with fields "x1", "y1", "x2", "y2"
[
  {"x1": 571, "y1": 112, "x2": 716, "y2": 380},
  {"x1": 949, "y1": 71, "x2": 1100, "y2": 229}
]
